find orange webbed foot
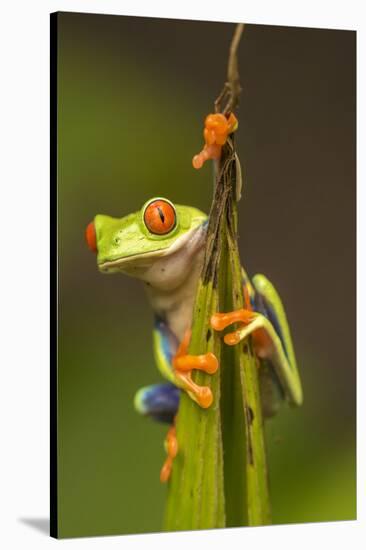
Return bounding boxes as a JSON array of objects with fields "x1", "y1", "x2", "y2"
[
  {"x1": 192, "y1": 143, "x2": 221, "y2": 169},
  {"x1": 211, "y1": 309, "x2": 256, "y2": 345},
  {"x1": 173, "y1": 329, "x2": 219, "y2": 408},
  {"x1": 192, "y1": 112, "x2": 238, "y2": 169},
  {"x1": 160, "y1": 423, "x2": 178, "y2": 483}
]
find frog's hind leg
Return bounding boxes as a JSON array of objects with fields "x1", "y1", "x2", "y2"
[
  {"x1": 211, "y1": 274, "x2": 303, "y2": 407},
  {"x1": 134, "y1": 382, "x2": 180, "y2": 483},
  {"x1": 134, "y1": 382, "x2": 180, "y2": 424},
  {"x1": 252, "y1": 274, "x2": 302, "y2": 406}
]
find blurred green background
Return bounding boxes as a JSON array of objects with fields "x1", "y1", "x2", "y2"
[{"x1": 56, "y1": 12, "x2": 356, "y2": 538}]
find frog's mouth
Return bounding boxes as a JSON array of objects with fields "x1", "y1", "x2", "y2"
[{"x1": 98, "y1": 224, "x2": 206, "y2": 274}]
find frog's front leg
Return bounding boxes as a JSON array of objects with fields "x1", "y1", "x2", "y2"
[
  {"x1": 151, "y1": 318, "x2": 219, "y2": 482},
  {"x1": 211, "y1": 274, "x2": 303, "y2": 407},
  {"x1": 153, "y1": 318, "x2": 219, "y2": 409},
  {"x1": 172, "y1": 329, "x2": 219, "y2": 408}
]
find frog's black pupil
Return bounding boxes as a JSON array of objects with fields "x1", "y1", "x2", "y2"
[{"x1": 157, "y1": 206, "x2": 165, "y2": 224}]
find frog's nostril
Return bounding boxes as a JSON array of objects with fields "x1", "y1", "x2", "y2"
[{"x1": 85, "y1": 221, "x2": 97, "y2": 253}]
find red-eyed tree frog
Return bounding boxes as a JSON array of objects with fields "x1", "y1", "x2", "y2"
[
  {"x1": 85, "y1": 112, "x2": 302, "y2": 482},
  {"x1": 85, "y1": 196, "x2": 303, "y2": 481}
]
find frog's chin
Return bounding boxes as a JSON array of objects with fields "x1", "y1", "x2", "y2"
[{"x1": 98, "y1": 224, "x2": 206, "y2": 275}]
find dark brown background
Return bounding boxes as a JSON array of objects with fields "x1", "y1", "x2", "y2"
[{"x1": 57, "y1": 13, "x2": 356, "y2": 537}]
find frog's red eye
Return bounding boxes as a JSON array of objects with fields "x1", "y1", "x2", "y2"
[
  {"x1": 85, "y1": 221, "x2": 97, "y2": 253},
  {"x1": 144, "y1": 200, "x2": 176, "y2": 235}
]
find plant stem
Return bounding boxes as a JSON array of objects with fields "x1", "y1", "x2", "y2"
[
  {"x1": 164, "y1": 23, "x2": 271, "y2": 531},
  {"x1": 164, "y1": 281, "x2": 225, "y2": 530}
]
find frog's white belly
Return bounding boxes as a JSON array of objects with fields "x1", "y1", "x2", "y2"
[{"x1": 144, "y1": 246, "x2": 204, "y2": 341}]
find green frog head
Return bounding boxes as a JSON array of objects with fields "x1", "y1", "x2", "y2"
[{"x1": 86, "y1": 197, "x2": 207, "y2": 290}]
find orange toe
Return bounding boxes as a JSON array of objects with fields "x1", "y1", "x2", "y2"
[
  {"x1": 224, "y1": 331, "x2": 241, "y2": 346},
  {"x1": 173, "y1": 352, "x2": 218, "y2": 375},
  {"x1": 174, "y1": 370, "x2": 214, "y2": 409},
  {"x1": 160, "y1": 456, "x2": 173, "y2": 483},
  {"x1": 211, "y1": 309, "x2": 254, "y2": 331},
  {"x1": 160, "y1": 424, "x2": 178, "y2": 483},
  {"x1": 196, "y1": 386, "x2": 213, "y2": 408}
]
